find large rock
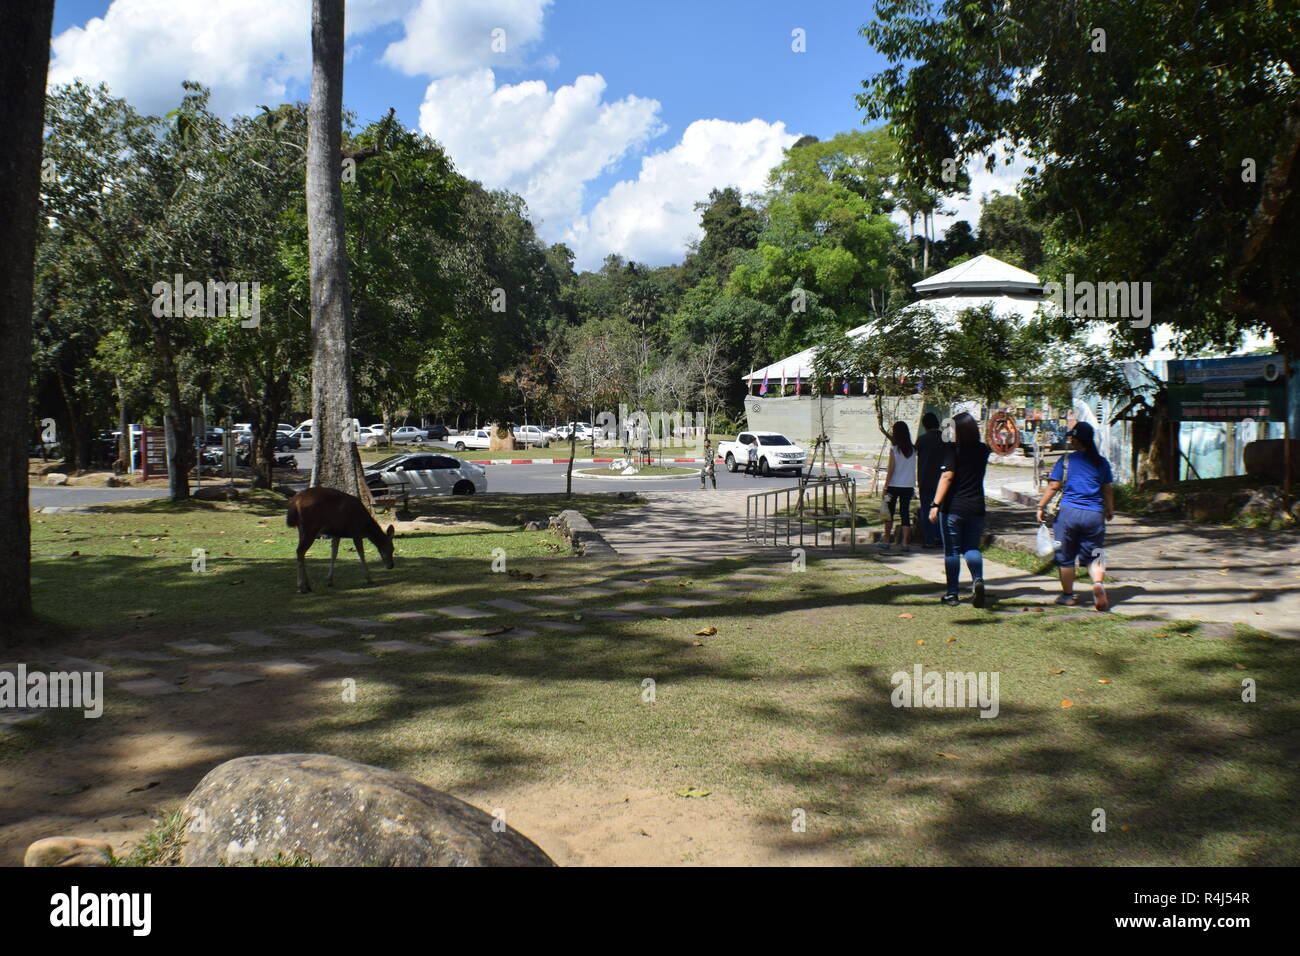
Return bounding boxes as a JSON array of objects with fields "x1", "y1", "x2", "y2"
[
  {"x1": 1184, "y1": 491, "x2": 1234, "y2": 522},
  {"x1": 1237, "y1": 485, "x2": 1284, "y2": 520},
  {"x1": 1143, "y1": 491, "x2": 1182, "y2": 515},
  {"x1": 25, "y1": 837, "x2": 113, "y2": 867},
  {"x1": 179, "y1": 754, "x2": 554, "y2": 867},
  {"x1": 1243, "y1": 440, "x2": 1300, "y2": 482},
  {"x1": 44, "y1": 473, "x2": 68, "y2": 486}
]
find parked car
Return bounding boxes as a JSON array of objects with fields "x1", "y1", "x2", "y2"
[
  {"x1": 274, "y1": 431, "x2": 300, "y2": 451},
  {"x1": 363, "y1": 453, "x2": 487, "y2": 497},
  {"x1": 450, "y1": 429, "x2": 492, "y2": 451},
  {"x1": 390, "y1": 425, "x2": 427, "y2": 444},
  {"x1": 513, "y1": 425, "x2": 550, "y2": 447},
  {"x1": 423, "y1": 424, "x2": 451, "y2": 442},
  {"x1": 718, "y1": 431, "x2": 807, "y2": 476},
  {"x1": 286, "y1": 424, "x2": 313, "y2": 449}
]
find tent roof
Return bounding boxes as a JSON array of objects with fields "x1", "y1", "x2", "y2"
[{"x1": 912, "y1": 254, "x2": 1041, "y2": 295}]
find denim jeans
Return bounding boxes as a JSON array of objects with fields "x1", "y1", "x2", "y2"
[
  {"x1": 918, "y1": 487, "x2": 940, "y2": 545},
  {"x1": 941, "y1": 512, "x2": 985, "y2": 596}
]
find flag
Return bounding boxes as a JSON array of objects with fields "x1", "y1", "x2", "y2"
[
  {"x1": 759, "y1": 369, "x2": 769, "y2": 396},
  {"x1": 842, "y1": 375, "x2": 849, "y2": 395},
  {"x1": 795, "y1": 371, "x2": 802, "y2": 396}
]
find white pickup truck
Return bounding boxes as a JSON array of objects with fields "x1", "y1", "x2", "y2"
[{"x1": 718, "y1": 431, "x2": 807, "y2": 476}]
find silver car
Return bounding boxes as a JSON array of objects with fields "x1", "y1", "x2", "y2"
[{"x1": 364, "y1": 452, "x2": 487, "y2": 497}]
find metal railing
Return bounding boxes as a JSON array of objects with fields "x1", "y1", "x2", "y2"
[{"x1": 745, "y1": 475, "x2": 858, "y2": 550}]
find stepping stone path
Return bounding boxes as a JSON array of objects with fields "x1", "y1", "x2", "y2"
[
  {"x1": 307, "y1": 650, "x2": 374, "y2": 665},
  {"x1": 252, "y1": 659, "x2": 318, "y2": 676},
  {"x1": 329, "y1": 617, "x2": 394, "y2": 628},
  {"x1": 225, "y1": 631, "x2": 281, "y2": 647},
  {"x1": 659, "y1": 597, "x2": 719, "y2": 607},
  {"x1": 483, "y1": 599, "x2": 537, "y2": 613},
  {"x1": 435, "y1": 606, "x2": 494, "y2": 619},
  {"x1": 383, "y1": 611, "x2": 435, "y2": 622},
  {"x1": 533, "y1": 595, "x2": 580, "y2": 606},
  {"x1": 117, "y1": 677, "x2": 182, "y2": 696},
  {"x1": 281, "y1": 625, "x2": 341, "y2": 639},
  {"x1": 368, "y1": 640, "x2": 434, "y2": 655},
  {"x1": 536, "y1": 621, "x2": 583, "y2": 632},
  {"x1": 106, "y1": 649, "x2": 179, "y2": 662},
  {"x1": 1122, "y1": 619, "x2": 1172, "y2": 631},
  {"x1": 617, "y1": 602, "x2": 683, "y2": 616},
  {"x1": 197, "y1": 671, "x2": 264, "y2": 687},
  {"x1": 56, "y1": 656, "x2": 113, "y2": 672},
  {"x1": 166, "y1": 641, "x2": 230, "y2": 656},
  {"x1": 427, "y1": 630, "x2": 492, "y2": 646}
]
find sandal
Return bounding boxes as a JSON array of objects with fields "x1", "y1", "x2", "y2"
[{"x1": 1054, "y1": 593, "x2": 1078, "y2": 606}]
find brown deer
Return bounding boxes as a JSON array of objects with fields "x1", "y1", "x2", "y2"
[{"x1": 286, "y1": 486, "x2": 395, "y2": 593}]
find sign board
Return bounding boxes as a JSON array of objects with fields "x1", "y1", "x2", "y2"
[
  {"x1": 1167, "y1": 354, "x2": 1287, "y2": 422},
  {"x1": 140, "y1": 426, "x2": 167, "y2": 481}
]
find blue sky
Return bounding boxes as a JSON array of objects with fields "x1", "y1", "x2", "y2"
[{"x1": 48, "y1": 1, "x2": 1017, "y2": 269}]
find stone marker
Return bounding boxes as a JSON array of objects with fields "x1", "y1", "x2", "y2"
[
  {"x1": 24, "y1": 837, "x2": 114, "y2": 867},
  {"x1": 180, "y1": 753, "x2": 554, "y2": 867}
]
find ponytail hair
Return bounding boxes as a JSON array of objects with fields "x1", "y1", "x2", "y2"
[{"x1": 1076, "y1": 430, "x2": 1103, "y2": 465}]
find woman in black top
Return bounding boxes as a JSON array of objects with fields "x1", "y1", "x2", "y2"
[{"x1": 928, "y1": 412, "x2": 991, "y2": 607}]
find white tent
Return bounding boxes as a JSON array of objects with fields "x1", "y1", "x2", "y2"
[{"x1": 742, "y1": 254, "x2": 1047, "y2": 384}]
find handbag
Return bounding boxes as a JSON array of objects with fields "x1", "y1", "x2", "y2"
[{"x1": 1047, "y1": 454, "x2": 1070, "y2": 523}]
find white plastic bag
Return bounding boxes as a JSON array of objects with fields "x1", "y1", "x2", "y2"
[{"x1": 1035, "y1": 522, "x2": 1055, "y2": 557}]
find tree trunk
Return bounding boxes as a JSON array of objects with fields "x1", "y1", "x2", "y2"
[
  {"x1": 0, "y1": 0, "x2": 53, "y2": 637},
  {"x1": 566, "y1": 412, "x2": 576, "y2": 497},
  {"x1": 116, "y1": 376, "x2": 129, "y2": 472},
  {"x1": 1134, "y1": 391, "x2": 1172, "y2": 485},
  {"x1": 307, "y1": 0, "x2": 362, "y2": 497}
]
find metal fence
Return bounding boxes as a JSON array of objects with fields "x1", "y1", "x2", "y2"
[{"x1": 745, "y1": 475, "x2": 858, "y2": 550}]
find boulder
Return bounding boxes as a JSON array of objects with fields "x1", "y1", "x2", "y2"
[
  {"x1": 44, "y1": 473, "x2": 68, "y2": 486},
  {"x1": 524, "y1": 520, "x2": 543, "y2": 531},
  {"x1": 179, "y1": 753, "x2": 555, "y2": 867},
  {"x1": 1237, "y1": 485, "x2": 1284, "y2": 520},
  {"x1": 193, "y1": 485, "x2": 239, "y2": 501},
  {"x1": 1243, "y1": 439, "x2": 1300, "y2": 482},
  {"x1": 24, "y1": 837, "x2": 114, "y2": 867},
  {"x1": 1143, "y1": 491, "x2": 1182, "y2": 515},
  {"x1": 1184, "y1": 491, "x2": 1234, "y2": 522}
]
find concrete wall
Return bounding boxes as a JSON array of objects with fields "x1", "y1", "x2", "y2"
[{"x1": 742, "y1": 395, "x2": 925, "y2": 461}]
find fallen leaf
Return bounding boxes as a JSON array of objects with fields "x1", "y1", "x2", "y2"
[
  {"x1": 899, "y1": 613, "x2": 914, "y2": 620},
  {"x1": 935, "y1": 752, "x2": 959, "y2": 759},
  {"x1": 1049, "y1": 668, "x2": 1067, "y2": 675},
  {"x1": 674, "y1": 786, "x2": 711, "y2": 799},
  {"x1": 691, "y1": 641, "x2": 703, "y2": 646},
  {"x1": 945, "y1": 637, "x2": 956, "y2": 643},
  {"x1": 1235, "y1": 663, "x2": 1247, "y2": 670},
  {"x1": 695, "y1": 626, "x2": 717, "y2": 636},
  {"x1": 482, "y1": 626, "x2": 514, "y2": 637},
  {"x1": 1061, "y1": 699, "x2": 1074, "y2": 708},
  {"x1": 128, "y1": 781, "x2": 160, "y2": 793},
  {"x1": 1097, "y1": 679, "x2": 1112, "y2": 684},
  {"x1": 916, "y1": 639, "x2": 926, "y2": 645},
  {"x1": 50, "y1": 784, "x2": 91, "y2": 796}
]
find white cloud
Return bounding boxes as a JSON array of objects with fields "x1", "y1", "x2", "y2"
[
  {"x1": 47, "y1": 0, "x2": 420, "y2": 117},
  {"x1": 382, "y1": 0, "x2": 551, "y2": 76},
  {"x1": 565, "y1": 118, "x2": 798, "y2": 269},
  {"x1": 418, "y1": 69, "x2": 665, "y2": 234},
  {"x1": 49, "y1": 0, "x2": 314, "y2": 117}
]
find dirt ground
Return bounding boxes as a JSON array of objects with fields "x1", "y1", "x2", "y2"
[{"x1": 0, "y1": 645, "x2": 846, "y2": 867}]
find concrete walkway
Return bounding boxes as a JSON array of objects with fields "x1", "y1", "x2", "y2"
[{"x1": 593, "y1": 483, "x2": 1300, "y2": 641}]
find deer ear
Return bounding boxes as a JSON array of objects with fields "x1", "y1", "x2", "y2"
[{"x1": 386, "y1": 524, "x2": 395, "y2": 540}]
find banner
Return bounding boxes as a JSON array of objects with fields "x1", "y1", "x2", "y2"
[{"x1": 1167, "y1": 354, "x2": 1287, "y2": 422}]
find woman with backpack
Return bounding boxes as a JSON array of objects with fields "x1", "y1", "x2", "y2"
[
  {"x1": 929, "y1": 412, "x2": 991, "y2": 607},
  {"x1": 880, "y1": 421, "x2": 917, "y2": 551},
  {"x1": 1036, "y1": 422, "x2": 1115, "y2": 610}
]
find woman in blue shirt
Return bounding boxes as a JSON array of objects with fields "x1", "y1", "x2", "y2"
[{"x1": 1035, "y1": 422, "x2": 1115, "y2": 611}]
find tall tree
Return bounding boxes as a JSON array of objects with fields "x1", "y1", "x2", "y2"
[
  {"x1": 307, "y1": 0, "x2": 363, "y2": 495},
  {"x1": 0, "y1": 0, "x2": 53, "y2": 636},
  {"x1": 861, "y1": 0, "x2": 1300, "y2": 353}
]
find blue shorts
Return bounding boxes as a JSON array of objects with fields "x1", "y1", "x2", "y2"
[{"x1": 1055, "y1": 505, "x2": 1105, "y2": 567}]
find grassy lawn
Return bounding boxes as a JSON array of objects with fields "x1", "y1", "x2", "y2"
[{"x1": 9, "y1": 492, "x2": 1298, "y2": 865}]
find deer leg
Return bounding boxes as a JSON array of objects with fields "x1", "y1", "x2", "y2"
[
  {"x1": 296, "y1": 533, "x2": 312, "y2": 593},
  {"x1": 327, "y1": 536, "x2": 340, "y2": 586},
  {"x1": 354, "y1": 536, "x2": 373, "y2": 585}
]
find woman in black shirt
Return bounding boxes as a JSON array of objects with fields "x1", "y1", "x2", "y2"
[{"x1": 928, "y1": 412, "x2": 991, "y2": 607}]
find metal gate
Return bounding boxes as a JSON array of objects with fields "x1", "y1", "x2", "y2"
[{"x1": 744, "y1": 475, "x2": 858, "y2": 550}]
